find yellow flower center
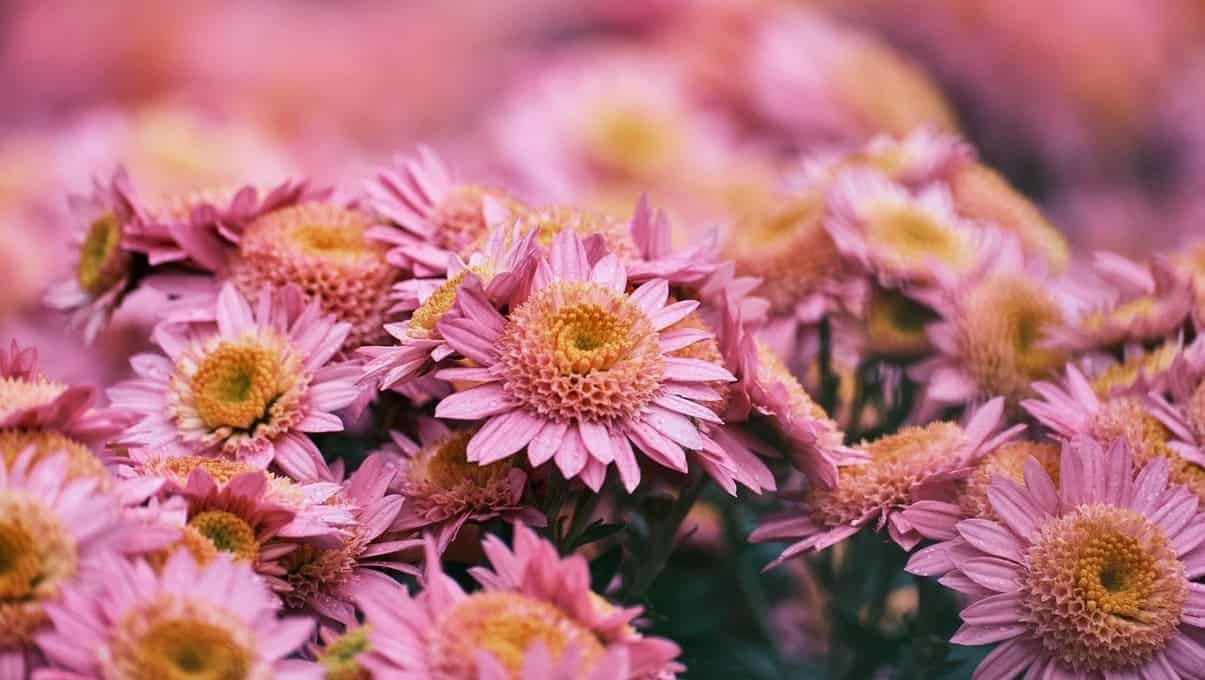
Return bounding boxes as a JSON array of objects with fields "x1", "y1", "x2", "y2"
[
  {"x1": 1090, "y1": 342, "x2": 1179, "y2": 397},
  {"x1": 551, "y1": 303, "x2": 634, "y2": 374},
  {"x1": 0, "y1": 492, "x2": 76, "y2": 646},
  {"x1": 430, "y1": 591, "x2": 605, "y2": 679},
  {"x1": 1023, "y1": 505, "x2": 1185, "y2": 672},
  {"x1": 187, "y1": 511, "x2": 258, "y2": 562},
  {"x1": 0, "y1": 376, "x2": 67, "y2": 421},
  {"x1": 148, "y1": 526, "x2": 220, "y2": 573},
  {"x1": 1083, "y1": 297, "x2": 1157, "y2": 332},
  {"x1": 129, "y1": 619, "x2": 252, "y2": 680},
  {"x1": 513, "y1": 208, "x2": 639, "y2": 259},
  {"x1": 76, "y1": 213, "x2": 127, "y2": 295},
  {"x1": 410, "y1": 267, "x2": 494, "y2": 338},
  {"x1": 319, "y1": 626, "x2": 372, "y2": 680},
  {"x1": 412, "y1": 430, "x2": 510, "y2": 491},
  {"x1": 865, "y1": 205, "x2": 969, "y2": 270},
  {"x1": 584, "y1": 105, "x2": 677, "y2": 180},
  {"x1": 189, "y1": 341, "x2": 284, "y2": 431},
  {"x1": 1091, "y1": 397, "x2": 1205, "y2": 503},
  {"x1": 147, "y1": 455, "x2": 258, "y2": 485},
  {"x1": 0, "y1": 429, "x2": 108, "y2": 483},
  {"x1": 864, "y1": 288, "x2": 936, "y2": 357}
]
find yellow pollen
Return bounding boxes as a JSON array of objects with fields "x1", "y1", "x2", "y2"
[
  {"x1": 430, "y1": 591, "x2": 605, "y2": 678},
  {"x1": 866, "y1": 205, "x2": 969, "y2": 270},
  {"x1": 148, "y1": 456, "x2": 257, "y2": 485},
  {"x1": 187, "y1": 511, "x2": 258, "y2": 562},
  {"x1": 189, "y1": 342, "x2": 282, "y2": 431},
  {"x1": 129, "y1": 619, "x2": 252, "y2": 680},
  {"x1": 76, "y1": 212, "x2": 128, "y2": 295},
  {"x1": 319, "y1": 626, "x2": 372, "y2": 680},
  {"x1": 0, "y1": 376, "x2": 67, "y2": 420},
  {"x1": 410, "y1": 267, "x2": 493, "y2": 337},
  {"x1": 0, "y1": 430, "x2": 108, "y2": 483},
  {"x1": 551, "y1": 303, "x2": 633, "y2": 374},
  {"x1": 412, "y1": 431, "x2": 510, "y2": 491},
  {"x1": 148, "y1": 526, "x2": 220, "y2": 573},
  {"x1": 1090, "y1": 342, "x2": 1179, "y2": 397},
  {"x1": 0, "y1": 492, "x2": 76, "y2": 646}
]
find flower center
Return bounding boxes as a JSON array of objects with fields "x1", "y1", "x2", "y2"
[
  {"x1": 864, "y1": 288, "x2": 936, "y2": 357},
  {"x1": 497, "y1": 281, "x2": 664, "y2": 423},
  {"x1": 413, "y1": 430, "x2": 510, "y2": 491},
  {"x1": 130, "y1": 619, "x2": 252, "y2": 680},
  {"x1": 1083, "y1": 297, "x2": 1157, "y2": 332},
  {"x1": 0, "y1": 492, "x2": 76, "y2": 646},
  {"x1": 429, "y1": 591, "x2": 605, "y2": 679},
  {"x1": 0, "y1": 429, "x2": 108, "y2": 483},
  {"x1": 1022, "y1": 505, "x2": 1186, "y2": 672},
  {"x1": 187, "y1": 511, "x2": 258, "y2": 562},
  {"x1": 584, "y1": 105, "x2": 676, "y2": 179},
  {"x1": 513, "y1": 209, "x2": 639, "y2": 259},
  {"x1": 430, "y1": 185, "x2": 522, "y2": 255},
  {"x1": 866, "y1": 205, "x2": 969, "y2": 270},
  {"x1": 0, "y1": 376, "x2": 67, "y2": 421},
  {"x1": 188, "y1": 341, "x2": 285, "y2": 431},
  {"x1": 959, "y1": 441, "x2": 1060, "y2": 521},
  {"x1": 410, "y1": 267, "x2": 495, "y2": 338},
  {"x1": 1090, "y1": 342, "x2": 1179, "y2": 397},
  {"x1": 146, "y1": 455, "x2": 257, "y2": 485},
  {"x1": 148, "y1": 526, "x2": 220, "y2": 572},
  {"x1": 76, "y1": 212, "x2": 128, "y2": 295},
  {"x1": 1090, "y1": 398, "x2": 1205, "y2": 502},
  {"x1": 319, "y1": 626, "x2": 372, "y2": 680}
]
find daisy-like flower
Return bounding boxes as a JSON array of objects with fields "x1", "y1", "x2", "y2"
[
  {"x1": 1023, "y1": 365, "x2": 1205, "y2": 503},
  {"x1": 1082, "y1": 337, "x2": 1183, "y2": 398},
  {"x1": 825, "y1": 170, "x2": 999, "y2": 287},
  {"x1": 433, "y1": 230, "x2": 744, "y2": 493},
  {"x1": 36, "y1": 551, "x2": 318, "y2": 679},
  {"x1": 751, "y1": 398, "x2": 1020, "y2": 563},
  {"x1": 910, "y1": 245, "x2": 1068, "y2": 407},
  {"x1": 0, "y1": 450, "x2": 136, "y2": 677},
  {"x1": 0, "y1": 339, "x2": 128, "y2": 483},
  {"x1": 1049, "y1": 253, "x2": 1194, "y2": 352},
  {"x1": 274, "y1": 453, "x2": 413, "y2": 627},
  {"x1": 359, "y1": 226, "x2": 537, "y2": 394},
  {"x1": 357, "y1": 524, "x2": 683, "y2": 679},
  {"x1": 109, "y1": 283, "x2": 360, "y2": 481},
  {"x1": 907, "y1": 439, "x2": 1205, "y2": 679},
  {"x1": 365, "y1": 146, "x2": 527, "y2": 277},
  {"x1": 44, "y1": 168, "x2": 146, "y2": 342},
  {"x1": 386, "y1": 418, "x2": 542, "y2": 553}
]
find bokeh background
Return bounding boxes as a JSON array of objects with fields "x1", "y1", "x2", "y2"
[{"x1": 2, "y1": 2, "x2": 1203, "y2": 676}]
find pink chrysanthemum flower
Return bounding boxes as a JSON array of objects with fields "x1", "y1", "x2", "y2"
[
  {"x1": 36, "y1": 551, "x2": 318, "y2": 679},
  {"x1": 0, "y1": 339, "x2": 129, "y2": 483},
  {"x1": 825, "y1": 169, "x2": 1000, "y2": 288},
  {"x1": 312, "y1": 625, "x2": 372, "y2": 680},
  {"x1": 752, "y1": 398, "x2": 1020, "y2": 563},
  {"x1": 1081, "y1": 338, "x2": 1183, "y2": 398},
  {"x1": 1023, "y1": 365, "x2": 1205, "y2": 502},
  {"x1": 0, "y1": 450, "x2": 137, "y2": 677},
  {"x1": 910, "y1": 244, "x2": 1068, "y2": 408},
  {"x1": 274, "y1": 454, "x2": 414, "y2": 627},
  {"x1": 433, "y1": 230, "x2": 744, "y2": 493},
  {"x1": 1049, "y1": 253, "x2": 1194, "y2": 352},
  {"x1": 797, "y1": 128, "x2": 972, "y2": 191},
  {"x1": 907, "y1": 439, "x2": 1205, "y2": 679},
  {"x1": 365, "y1": 146, "x2": 527, "y2": 277},
  {"x1": 44, "y1": 168, "x2": 146, "y2": 342},
  {"x1": 359, "y1": 226, "x2": 537, "y2": 394},
  {"x1": 109, "y1": 283, "x2": 360, "y2": 481},
  {"x1": 357, "y1": 524, "x2": 683, "y2": 679},
  {"x1": 386, "y1": 418, "x2": 542, "y2": 553}
]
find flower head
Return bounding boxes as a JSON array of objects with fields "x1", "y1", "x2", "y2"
[
  {"x1": 357, "y1": 524, "x2": 682, "y2": 679},
  {"x1": 36, "y1": 551, "x2": 317, "y2": 679},
  {"x1": 433, "y1": 230, "x2": 748, "y2": 494},
  {"x1": 907, "y1": 439, "x2": 1205, "y2": 679},
  {"x1": 110, "y1": 283, "x2": 359, "y2": 481},
  {"x1": 752, "y1": 398, "x2": 1020, "y2": 562}
]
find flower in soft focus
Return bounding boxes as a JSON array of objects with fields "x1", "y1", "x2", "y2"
[
  {"x1": 1049, "y1": 253, "x2": 1193, "y2": 352},
  {"x1": 313, "y1": 625, "x2": 372, "y2": 680},
  {"x1": 366, "y1": 146, "x2": 527, "y2": 277},
  {"x1": 749, "y1": 8, "x2": 956, "y2": 144},
  {"x1": 908, "y1": 438, "x2": 1205, "y2": 679},
  {"x1": 1084, "y1": 338, "x2": 1183, "y2": 398},
  {"x1": 357, "y1": 525, "x2": 683, "y2": 679},
  {"x1": 43, "y1": 168, "x2": 145, "y2": 342},
  {"x1": 109, "y1": 283, "x2": 360, "y2": 481},
  {"x1": 0, "y1": 339, "x2": 127, "y2": 483},
  {"x1": 274, "y1": 454, "x2": 413, "y2": 627},
  {"x1": 36, "y1": 551, "x2": 317, "y2": 679},
  {"x1": 911, "y1": 245, "x2": 1068, "y2": 407},
  {"x1": 0, "y1": 450, "x2": 135, "y2": 676},
  {"x1": 433, "y1": 230, "x2": 750, "y2": 493},
  {"x1": 359, "y1": 225, "x2": 537, "y2": 395},
  {"x1": 386, "y1": 418, "x2": 542, "y2": 553},
  {"x1": 752, "y1": 398, "x2": 1020, "y2": 562},
  {"x1": 798, "y1": 128, "x2": 971, "y2": 190}
]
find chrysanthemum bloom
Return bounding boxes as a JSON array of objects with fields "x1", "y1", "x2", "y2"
[
  {"x1": 825, "y1": 170, "x2": 999, "y2": 288},
  {"x1": 357, "y1": 525, "x2": 683, "y2": 679},
  {"x1": 910, "y1": 246, "x2": 1068, "y2": 408},
  {"x1": 359, "y1": 226, "x2": 537, "y2": 395},
  {"x1": 36, "y1": 551, "x2": 318, "y2": 679},
  {"x1": 752, "y1": 398, "x2": 1020, "y2": 563},
  {"x1": 274, "y1": 454, "x2": 414, "y2": 627},
  {"x1": 44, "y1": 168, "x2": 146, "y2": 342},
  {"x1": 1024, "y1": 365, "x2": 1205, "y2": 503},
  {"x1": 0, "y1": 340, "x2": 128, "y2": 483},
  {"x1": 1049, "y1": 253, "x2": 1193, "y2": 352},
  {"x1": 386, "y1": 419, "x2": 542, "y2": 553},
  {"x1": 900, "y1": 440, "x2": 1061, "y2": 542},
  {"x1": 907, "y1": 439, "x2": 1205, "y2": 679},
  {"x1": 109, "y1": 283, "x2": 359, "y2": 481},
  {"x1": 749, "y1": 8, "x2": 956, "y2": 144},
  {"x1": 797, "y1": 128, "x2": 971, "y2": 191},
  {"x1": 433, "y1": 230, "x2": 748, "y2": 493},
  {"x1": 0, "y1": 450, "x2": 137, "y2": 676},
  {"x1": 366, "y1": 146, "x2": 527, "y2": 277},
  {"x1": 493, "y1": 49, "x2": 730, "y2": 203},
  {"x1": 313, "y1": 625, "x2": 372, "y2": 680},
  {"x1": 1082, "y1": 338, "x2": 1182, "y2": 398}
]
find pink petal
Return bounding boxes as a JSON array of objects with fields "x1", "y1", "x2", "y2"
[
  {"x1": 467, "y1": 411, "x2": 545, "y2": 464},
  {"x1": 434, "y1": 383, "x2": 514, "y2": 420}
]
